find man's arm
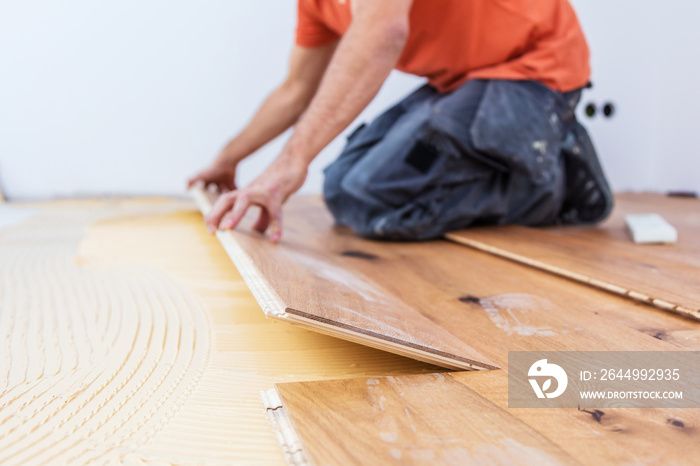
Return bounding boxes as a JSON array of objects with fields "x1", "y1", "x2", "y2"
[
  {"x1": 206, "y1": 0, "x2": 413, "y2": 241},
  {"x1": 188, "y1": 42, "x2": 338, "y2": 191}
]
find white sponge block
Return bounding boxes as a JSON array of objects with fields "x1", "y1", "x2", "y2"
[{"x1": 625, "y1": 214, "x2": 678, "y2": 244}]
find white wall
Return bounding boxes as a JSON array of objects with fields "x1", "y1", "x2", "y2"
[
  {"x1": 1, "y1": 0, "x2": 698, "y2": 199},
  {"x1": 570, "y1": 0, "x2": 700, "y2": 193},
  {"x1": 0, "y1": 0, "x2": 422, "y2": 199}
]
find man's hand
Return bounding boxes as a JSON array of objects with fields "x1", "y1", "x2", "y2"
[
  {"x1": 187, "y1": 43, "x2": 336, "y2": 237},
  {"x1": 188, "y1": 159, "x2": 237, "y2": 192},
  {"x1": 204, "y1": 155, "x2": 307, "y2": 243},
  {"x1": 198, "y1": 0, "x2": 410, "y2": 242}
]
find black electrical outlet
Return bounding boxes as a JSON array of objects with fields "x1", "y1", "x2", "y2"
[
  {"x1": 585, "y1": 103, "x2": 596, "y2": 118},
  {"x1": 603, "y1": 103, "x2": 615, "y2": 118},
  {"x1": 582, "y1": 101, "x2": 616, "y2": 120}
]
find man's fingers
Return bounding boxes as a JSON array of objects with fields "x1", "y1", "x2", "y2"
[
  {"x1": 252, "y1": 209, "x2": 271, "y2": 234},
  {"x1": 187, "y1": 172, "x2": 215, "y2": 192},
  {"x1": 217, "y1": 182, "x2": 232, "y2": 194},
  {"x1": 205, "y1": 191, "x2": 237, "y2": 233},
  {"x1": 205, "y1": 185, "x2": 283, "y2": 241},
  {"x1": 268, "y1": 209, "x2": 283, "y2": 243},
  {"x1": 188, "y1": 178, "x2": 207, "y2": 190},
  {"x1": 225, "y1": 179, "x2": 237, "y2": 191},
  {"x1": 219, "y1": 210, "x2": 236, "y2": 230},
  {"x1": 220, "y1": 194, "x2": 252, "y2": 231},
  {"x1": 215, "y1": 178, "x2": 236, "y2": 193}
]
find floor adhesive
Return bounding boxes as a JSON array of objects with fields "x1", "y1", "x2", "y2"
[{"x1": 0, "y1": 199, "x2": 437, "y2": 465}]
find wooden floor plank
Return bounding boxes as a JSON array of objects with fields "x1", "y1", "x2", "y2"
[
  {"x1": 190, "y1": 191, "x2": 700, "y2": 463},
  {"x1": 273, "y1": 370, "x2": 700, "y2": 465},
  {"x1": 552, "y1": 193, "x2": 700, "y2": 263},
  {"x1": 274, "y1": 373, "x2": 579, "y2": 466},
  {"x1": 193, "y1": 189, "x2": 690, "y2": 372},
  {"x1": 456, "y1": 371, "x2": 700, "y2": 466},
  {"x1": 191, "y1": 187, "x2": 497, "y2": 371},
  {"x1": 446, "y1": 193, "x2": 700, "y2": 320}
]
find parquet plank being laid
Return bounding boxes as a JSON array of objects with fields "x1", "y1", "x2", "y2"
[
  {"x1": 191, "y1": 186, "x2": 497, "y2": 371},
  {"x1": 192, "y1": 188, "x2": 693, "y2": 371},
  {"x1": 268, "y1": 370, "x2": 700, "y2": 465},
  {"x1": 446, "y1": 193, "x2": 700, "y2": 321}
]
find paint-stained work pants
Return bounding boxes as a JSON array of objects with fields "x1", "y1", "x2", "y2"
[{"x1": 323, "y1": 79, "x2": 609, "y2": 240}]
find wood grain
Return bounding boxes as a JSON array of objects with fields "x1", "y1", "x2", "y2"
[
  {"x1": 272, "y1": 370, "x2": 700, "y2": 465},
  {"x1": 446, "y1": 193, "x2": 700, "y2": 321},
  {"x1": 191, "y1": 186, "x2": 498, "y2": 371},
  {"x1": 192, "y1": 191, "x2": 700, "y2": 463},
  {"x1": 274, "y1": 373, "x2": 578, "y2": 466},
  {"x1": 457, "y1": 370, "x2": 700, "y2": 466},
  {"x1": 193, "y1": 188, "x2": 691, "y2": 372}
]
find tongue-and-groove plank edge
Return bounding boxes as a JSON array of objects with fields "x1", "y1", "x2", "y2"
[
  {"x1": 190, "y1": 186, "x2": 497, "y2": 371},
  {"x1": 446, "y1": 194, "x2": 700, "y2": 321}
]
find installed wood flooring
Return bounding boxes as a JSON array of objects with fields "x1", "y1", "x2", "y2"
[
  {"x1": 194, "y1": 188, "x2": 694, "y2": 371},
  {"x1": 191, "y1": 190, "x2": 699, "y2": 464},
  {"x1": 271, "y1": 369, "x2": 700, "y2": 465},
  {"x1": 447, "y1": 193, "x2": 700, "y2": 320}
]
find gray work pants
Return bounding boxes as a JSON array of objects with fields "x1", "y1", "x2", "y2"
[{"x1": 323, "y1": 79, "x2": 586, "y2": 240}]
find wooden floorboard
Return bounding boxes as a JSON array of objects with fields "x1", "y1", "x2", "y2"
[
  {"x1": 274, "y1": 372, "x2": 579, "y2": 466},
  {"x1": 189, "y1": 190, "x2": 700, "y2": 464},
  {"x1": 193, "y1": 189, "x2": 689, "y2": 371},
  {"x1": 192, "y1": 187, "x2": 497, "y2": 371},
  {"x1": 456, "y1": 370, "x2": 700, "y2": 466},
  {"x1": 272, "y1": 370, "x2": 700, "y2": 465},
  {"x1": 446, "y1": 193, "x2": 700, "y2": 321}
]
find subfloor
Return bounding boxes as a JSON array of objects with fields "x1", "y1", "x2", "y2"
[{"x1": 0, "y1": 198, "x2": 439, "y2": 465}]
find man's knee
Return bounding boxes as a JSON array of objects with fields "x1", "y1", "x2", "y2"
[{"x1": 322, "y1": 144, "x2": 382, "y2": 237}]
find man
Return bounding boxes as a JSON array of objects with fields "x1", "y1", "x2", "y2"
[{"x1": 189, "y1": 0, "x2": 612, "y2": 242}]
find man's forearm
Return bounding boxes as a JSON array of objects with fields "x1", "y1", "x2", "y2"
[
  {"x1": 281, "y1": 15, "x2": 409, "y2": 167},
  {"x1": 215, "y1": 82, "x2": 311, "y2": 166}
]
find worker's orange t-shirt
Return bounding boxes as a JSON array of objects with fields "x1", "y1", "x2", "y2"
[{"x1": 295, "y1": 0, "x2": 590, "y2": 93}]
